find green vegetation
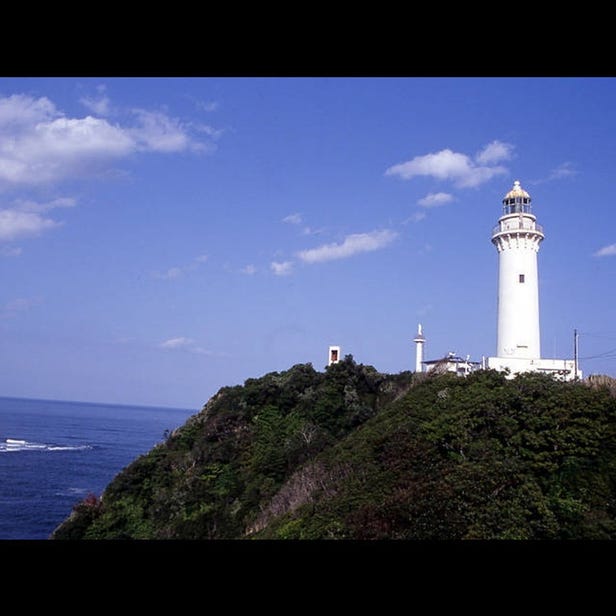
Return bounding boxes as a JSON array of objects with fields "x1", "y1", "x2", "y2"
[{"x1": 51, "y1": 358, "x2": 616, "y2": 540}]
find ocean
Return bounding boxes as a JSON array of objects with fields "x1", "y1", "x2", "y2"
[{"x1": 0, "y1": 396, "x2": 196, "y2": 540}]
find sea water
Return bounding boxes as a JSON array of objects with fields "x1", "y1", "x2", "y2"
[{"x1": 0, "y1": 396, "x2": 195, "y2": 540}]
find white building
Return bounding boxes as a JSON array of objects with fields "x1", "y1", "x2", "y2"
[
  {"x1": 413, "y1": 324, "x2": 481, "y2": 377},
  {"x1": 424, "y1": 352, "x2": 481, "y2": 377},
  {"x1": 486, "y1": 181, "x2": 581, "y2": 381}
]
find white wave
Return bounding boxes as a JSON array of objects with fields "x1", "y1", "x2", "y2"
[
  {"x1": 0, "y1": 438, "x2": 92, "y2": 453},
  {"x1": 54, "y1": 487, "x2": 89, "y2": 497}
]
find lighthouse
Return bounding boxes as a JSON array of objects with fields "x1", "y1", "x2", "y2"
[
  {"x1": 487, "y1": 180, "x2": 580, "y2": 380},
  {"x1": 492, "y1": 180, "x2": 544, "y2": 359}
]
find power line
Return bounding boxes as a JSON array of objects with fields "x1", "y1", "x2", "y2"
[
  {"x1": 580, "y1": 350, "x2": 616, "y2": 360},
  {"x1": 577, "y1": 332, "x2": 616, "y2": 361},
  {"x1": 578, "y1": 332, "x2": 616, "y2": 340},
  {"x1": 579, "y1": 345, "x2": 616, "y2": 360}
]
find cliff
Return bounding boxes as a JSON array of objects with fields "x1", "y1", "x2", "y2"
[{"x1": 51, "y1": 357, "x2": 616, "y2": 539}]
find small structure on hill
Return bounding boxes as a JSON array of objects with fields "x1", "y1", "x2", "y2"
[{"x1": 328, "y1": 345, "x2": 341, "y2": 366}]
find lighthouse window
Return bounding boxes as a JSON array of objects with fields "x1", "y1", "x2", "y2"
[{"x1": 519, "y1": 274, "x2": 525, "y2": 283}]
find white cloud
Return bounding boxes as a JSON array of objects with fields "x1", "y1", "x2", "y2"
[
  {"x1": 240, "y1": 264, "x2": 257, "y2": 275},
  {"x1": 594, "y1": 243, "x2": 616, "y2": 257},
  {"x1": 475, "y1": 140, "x2": 514, "y2": 165},
  {"x1": 297, "y1": 229, "x2": 397, "y2": 264},
  {"x1": 185, "y1": 95, "x2": 219, "y2": 113},
  {"x1": 194, "y1": 124, "x2": 224, "y2": 140},
  {"x1": 271, "y1": 260, "x2": 294, "y2": 276},
  {"x1": 532, "y1": 162, "x2": 578, "y2": 185},
  {"x1": 385, "y1": 142, "x2": 512, "y2": 188},
  {"x1": 0, "y1": 209, "x2": 60, "y2": 241},
  {"x1": 80, "y1": 93, "x2": 111, "y2": 116},
  {"x1": 154, "y1": 254, "x2": 208, "y2": 280},
  {"x1": 283, "y1": 213, "x2": 324, "y2": 237},
  {"x1": 159, "y1": 336, "x2": 216, "y2": 356},
  {"x1": 549, "y1": 162, "x2": 576, "y2": 180},
  {"x1": 198, "y1": 101, "x2": 219, "y2": 112},
  {"x1": 548, "y1": 162, "x2": 577, "y2": 180},
  {"x1": 283, "y1": 213, "x2": 303, "y2": 225},
  {"x1": 403, "y1": 211, "x2": 427, "y2": 224},
  {"x1": 129, "y1": 109, "x2": 194, "y2": 153},
  {"x1": 386, "y1": 149, "x2": 468, "y2": 181},
  {"x1": 0, "y1": 94, "x2": 58, "y2": 128},
  {"x1": 13, "y1": 197, "x2": 77, "y2": 213},
  {"x1": 31, "y1": 116, "x2": 133, "y2": 157},
  {"x1": 0, "y1": 115, "x2": 133, "y2": 185},
  {"x1": 417, "y1": 192, "x2": 454, "y2": 208},
  {"x1": 81, "y1": 97, "x2": 111, "y2": 116},
  {"x1": 302, "y1": 226, "x2": 325, "y2": 236},
  {"x1": 160, "y1": 337, "x2": 194, "y2": 349},
  {"x1": 0, "y1": 94, "x2": 214, "y2": 188}
]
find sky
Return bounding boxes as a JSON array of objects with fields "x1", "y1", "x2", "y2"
[{"x1": 0, "y1": 77, "x2": 615, "y2": 410}]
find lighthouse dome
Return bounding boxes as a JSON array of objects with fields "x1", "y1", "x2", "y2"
[
  {"x1": 502, "y1": 180, "x2": 532, "y2": 214},
  {"x1": 503, "y1": 180, "x2": 531, "y2": 202}
]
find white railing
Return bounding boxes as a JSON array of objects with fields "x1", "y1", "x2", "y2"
[{"x1": 492, "y1": 221, "x2": 543, "y2": 235}]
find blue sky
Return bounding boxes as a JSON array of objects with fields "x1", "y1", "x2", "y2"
[{"x1": 0, "y1": 77, "x2": 615, "y2": 409}]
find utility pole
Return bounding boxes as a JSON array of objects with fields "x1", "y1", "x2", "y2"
[{"x1": 574, "y1": 329, "x2": 579, "y2": 381}]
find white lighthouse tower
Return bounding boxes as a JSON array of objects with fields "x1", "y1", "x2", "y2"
[
  {"x1": 493, "y1": 180, "x2": 543, "y2": 359},
  {"x1": 487, "y1": 180, "x2": 580, "y2": 380}
]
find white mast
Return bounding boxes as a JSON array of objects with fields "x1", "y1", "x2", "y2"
[{"x1": 413, "y1": 323, "x2": 426, "y2": 373}]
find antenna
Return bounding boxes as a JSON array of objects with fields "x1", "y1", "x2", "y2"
[{"x1": 574, "y1": 329, "x2": 579, "y2": 381}]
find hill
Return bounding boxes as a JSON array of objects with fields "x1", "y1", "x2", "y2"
[{"x1": 51, "y1": 357, "x2": 616, "y2": 539}]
